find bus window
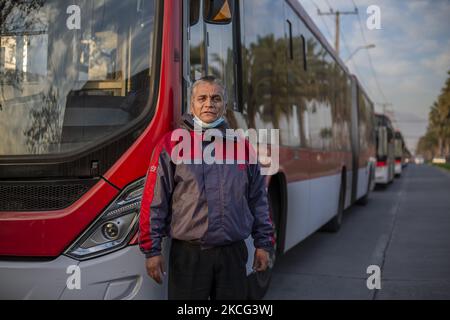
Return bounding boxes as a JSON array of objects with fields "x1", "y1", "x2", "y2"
[
  {"x1": 0, "y1": 0, "x2": 156, "y2": 156},
  {"x1": 240, "y1": 0, "x2": 286, "y2": 130},
  {"x1": 190, "y1": 0, "x2": 201, "y2": 26},
  {"x1": 306, "y1": 31, "x2": 330, "y2": 151},
  {"x1": 284, "y1": 5, "x2": 308, "y2": 148},
  {"x1": 205, "y1": 17, "x2": 237, "y2": 110},
  {"x1": 188, "y1": 0, "x2": 206, "y2": 81}
]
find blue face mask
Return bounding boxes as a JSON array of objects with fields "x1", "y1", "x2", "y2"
[{"x1": 193, "y1": 115, "x2": 225, "y2": 129}]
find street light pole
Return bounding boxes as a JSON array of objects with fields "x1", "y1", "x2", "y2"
[{"x1": 345, "y1": 44, "x2": 376, "y2": 63}]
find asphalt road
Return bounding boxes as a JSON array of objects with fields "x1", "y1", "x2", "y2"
[{"x1": 265, "y1": 164, "x2": 450, "y2": 300}]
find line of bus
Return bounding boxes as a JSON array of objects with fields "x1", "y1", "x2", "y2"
[{"x1": 1, "y1": 0, "x2": 377, "y2": 299}]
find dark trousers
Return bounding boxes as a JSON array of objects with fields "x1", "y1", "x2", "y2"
[{"x1": 168, "y1": 239, "x2": 248, "y2": 300}]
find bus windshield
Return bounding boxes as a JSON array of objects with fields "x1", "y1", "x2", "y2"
[{"x1": 0, "y1": 0, "x2": 156, "y2": 156}]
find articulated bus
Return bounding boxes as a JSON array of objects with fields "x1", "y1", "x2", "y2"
[
  {"x1": 0, "y1": 0, "x2": 375, "y2": 299},
  {"x1": 375, "y1": 114, "x2": 395, "y2": 185}
]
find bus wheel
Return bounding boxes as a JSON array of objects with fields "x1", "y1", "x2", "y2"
[
  {"x1": 247, "y1": 251, "x2": 275, "y2": 300},
  {"x1": 321, "y1": 177, "x2": 345, "y2": 232}
]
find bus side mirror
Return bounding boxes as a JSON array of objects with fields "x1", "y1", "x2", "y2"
[{"x1": 203, "y1": 0, "x2": 233, "y2": 24}]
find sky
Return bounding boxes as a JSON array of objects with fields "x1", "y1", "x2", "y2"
[{"x1": 300, "y1": 0, "x2": 450, "y2": 154}]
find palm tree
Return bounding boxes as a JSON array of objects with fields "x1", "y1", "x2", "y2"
[{"x1": 417, "y1": 70, "x2": 450, "y2": 159}]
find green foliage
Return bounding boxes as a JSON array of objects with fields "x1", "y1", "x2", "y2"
[
  {"x1": 434, "y1": 163, "x2": 450, "y2": 171},
  {"x1": 417, "y1": 71, "x2": 450, "y2": 160}
]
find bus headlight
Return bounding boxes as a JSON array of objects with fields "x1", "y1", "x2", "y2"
[{"x1": 65, "y1": 178, "x2": 145, "y2": 260}]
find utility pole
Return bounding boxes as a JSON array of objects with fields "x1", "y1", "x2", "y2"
[{"x1": 318, "y1": 7, "x2": 358, "y2": 56}]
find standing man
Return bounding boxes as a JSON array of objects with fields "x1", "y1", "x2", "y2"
[{"x1": 139, "y1": 76, "x2": 274, "y2": 300}]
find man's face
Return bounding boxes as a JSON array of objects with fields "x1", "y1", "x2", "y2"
[{"x1": 190, "y1": 82, "x2": 225, "y2": 123}]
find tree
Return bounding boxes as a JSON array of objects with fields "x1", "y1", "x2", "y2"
[{"x1": 417, "y1": 70, "x2": 450, "y2": 159}]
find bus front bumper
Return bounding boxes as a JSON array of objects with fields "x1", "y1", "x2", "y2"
[{"x1": 0, "y1": 246, "x2": 166, "y2": 300}]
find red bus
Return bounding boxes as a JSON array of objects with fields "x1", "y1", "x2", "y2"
[{"x1": 0, "y1": 0, "x2": 375, "y2": 299}]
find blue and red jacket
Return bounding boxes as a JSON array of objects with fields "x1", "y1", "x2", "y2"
[{"x1": 139, "y1": 113, "x2": 274, "y2": 258}]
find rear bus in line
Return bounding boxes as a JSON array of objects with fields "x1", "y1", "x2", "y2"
[
  {"x1": 0, "y1": 0, "x2": 375, "y2": 299},
  {"x1": 374, "y1": 114, "x2": 395, "y2": 185}
]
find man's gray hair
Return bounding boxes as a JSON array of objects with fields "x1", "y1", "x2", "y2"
[{"x1": 190, "y1": 76, "x2": 228, "y2": 105}]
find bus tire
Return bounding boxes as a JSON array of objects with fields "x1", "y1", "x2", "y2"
[
  {"x1": 321, "y1": 176, "x2": 345, "y2": 232},
  {"x1": 247, "y1": 256, "x2": 274, "y2": 300}
]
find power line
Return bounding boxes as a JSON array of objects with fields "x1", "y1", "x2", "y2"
[
  {"x1": 317, "y1": 0, "x2": 374, "y2": 98},
  {"x1": 311, "y1": 1, "x2": 409, "y2": 140},
  {"x1": 310, "y1": 0, "x2": 374, "y2": 98},
  {"x1": 309, "y1": 0, "x2": 335, "y2": 42},
  {"x1": 324, "y1": 0, "x2": 333, "y2": 9},
  {"x1": 320, "y1": 0, "x2": 395, "y2": 121},
  {"x1": 350, "y1": 0, "x2": 390, "y2": 105}
]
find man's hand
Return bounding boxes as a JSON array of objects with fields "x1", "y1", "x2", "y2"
[
  {"x1": 253, "y1": 248, "x2": 270, "y2": 272},
  {"x1": 146, "y1": 255, "x2": 166, "y2": 285}
]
